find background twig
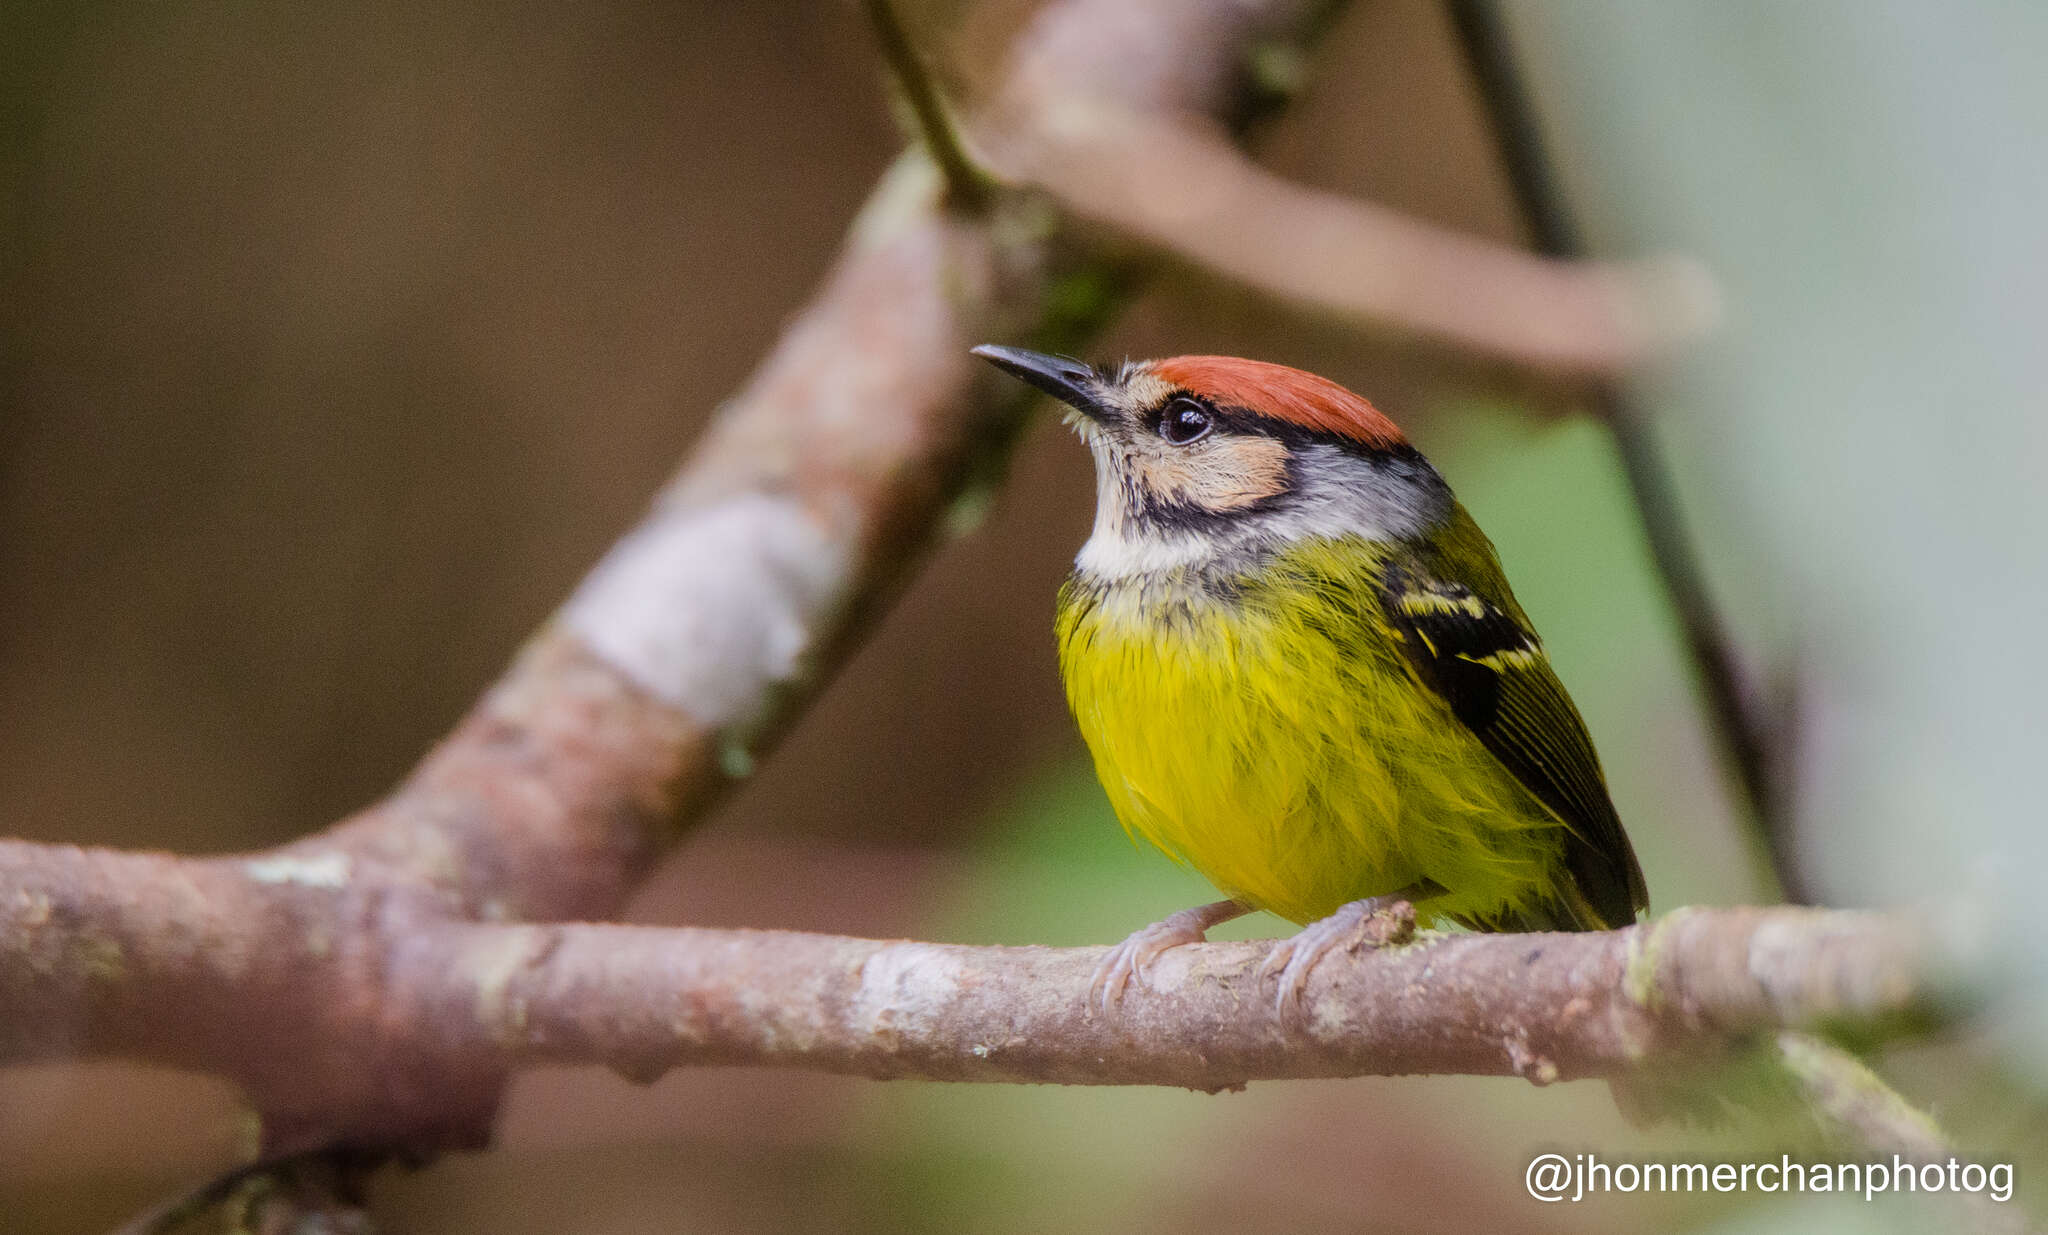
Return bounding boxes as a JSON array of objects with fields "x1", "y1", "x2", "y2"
[
  {"x1": 1446, "y1": 0, "x2": 1795, "y2": 900},
  {"x1": 862, "y1": 0, "x2": 996, "y2": 208}
]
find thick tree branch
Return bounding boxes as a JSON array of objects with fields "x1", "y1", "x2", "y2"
[
  {"x1": 418, "y1": 906, "x2": 1942, "y2": 1089},
  {"x1": 1, "y1": 866, "x2": 1949, "y2": 1099}
]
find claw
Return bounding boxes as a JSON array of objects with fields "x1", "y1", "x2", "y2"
[
  {"x1": 1088, "y1": 899, "x2": 1249, "y2": 1016},
  {"x1": 1089, "y1": 918, "x2": 1204, "y2": 1014},
  {"x1": 1258, "y1": 896, "x2": 1417, "y2": 1024}
]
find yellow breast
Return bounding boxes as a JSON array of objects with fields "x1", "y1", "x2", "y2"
[{"x1": 1056, "y1": 538, "x2": 1569, "y2": 926}]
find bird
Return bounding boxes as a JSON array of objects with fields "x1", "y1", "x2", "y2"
[{"x1": 971, "y1": 345, "x2": 1648, "y2": 1017}]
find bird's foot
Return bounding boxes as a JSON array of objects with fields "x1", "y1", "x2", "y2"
[
  {"x1": 1257, "y1": 894, "x2": 1418, "y2": 1024},
  {"x1": 1090, "y1": 899, "x2": 1250, "y2": 1015}
]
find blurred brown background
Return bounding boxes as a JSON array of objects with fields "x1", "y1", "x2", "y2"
[
  {"x1": 2, "y1": 0, "x2": 1567, "y2": 864},
  {"x1": 19, "y1": 0, "x2": 2024, "y2": 1230}
]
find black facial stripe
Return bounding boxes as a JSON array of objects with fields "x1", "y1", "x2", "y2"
[
  {"x1": 1152, "y1": 390, "x2": 1425, "y2": 466},
  {"x1": 1118, "y1": 391, "x2": 1448, "y2": 535},
  {"x1": 1125, "y1": 448, "x2": 1303, "y2": 534}
]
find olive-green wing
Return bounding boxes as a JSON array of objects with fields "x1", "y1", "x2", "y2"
[{"x1": 1377, "y1": 551, "x2": 1648, "y2": 929}]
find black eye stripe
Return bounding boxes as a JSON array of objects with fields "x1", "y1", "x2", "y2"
[
  {"x1": 1158, "y1": 396, "x2": 1213, "y2": 445},
  {"x1": 1149, "y1": 392, "x2": 1428, "y2": 467}
]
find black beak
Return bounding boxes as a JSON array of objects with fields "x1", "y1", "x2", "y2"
[{"x1": 971, "y1": 345, "x2": 1109, "y2": 421}]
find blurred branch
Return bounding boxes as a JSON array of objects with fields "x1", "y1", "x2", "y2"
[
  {"x1": 862, "y1": 0, "x2": 995, "y2": 208},
  {"x1": 119, "y1": 1151, "x2": 382, "y2": 1235},
  {"x1": 1776, "y1": 1032, "x2": 1950, "y2": 1161},
  {"x1": 1444, "y1": 0, "x2": 1795, "y2": 897},
  {"x1": 986, "y1": 103, "x2": 1717, "y2": 374},
  {"x1": 1775, "y1": 1033, "x2": 2031, "y2": 1235}
]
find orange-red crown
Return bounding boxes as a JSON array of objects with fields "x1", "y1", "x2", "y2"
[{"x1": 1148, "y1": 356, "x2": 1405, "y2": 450}]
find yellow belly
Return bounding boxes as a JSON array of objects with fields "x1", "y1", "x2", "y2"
[{"x1": 1057, "y1": 540, "x2": 1571, "y2": 927}]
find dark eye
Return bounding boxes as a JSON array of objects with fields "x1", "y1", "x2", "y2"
[{"x1": 1159, "y1": 398, "x2": 1212, "y2": 445}]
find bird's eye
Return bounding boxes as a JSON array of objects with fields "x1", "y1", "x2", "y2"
[{"x1": 1159, "y1": 398, "x2": 1213, "y2": 445}]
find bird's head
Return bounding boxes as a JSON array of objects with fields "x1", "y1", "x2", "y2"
[{"x1": 973, "y1": 346, "x2": 1451, "y2": 578}]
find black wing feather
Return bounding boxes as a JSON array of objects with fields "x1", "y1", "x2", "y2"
[{"x1": 1379, "y1": 561, "x2": 1648, "y2": 929}]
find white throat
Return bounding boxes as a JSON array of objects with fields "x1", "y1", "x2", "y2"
[{"x1": 1073, "y1": 441, "x2": 1448, "y2": 582}]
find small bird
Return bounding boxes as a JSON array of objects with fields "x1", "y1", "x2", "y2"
[{"x1": 973, "y1": 345, "x2": 1648, "y2": 1015}]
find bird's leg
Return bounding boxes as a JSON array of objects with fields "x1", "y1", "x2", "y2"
[
  {"x1": 1257, "y1": 884, "x2": 1436, "y2": 1022},
  {"x1": 1090, "y1": 899, "x2": 1252, "y2": 1014}
]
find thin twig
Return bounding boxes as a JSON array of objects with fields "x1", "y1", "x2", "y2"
[
  {"x1": 1776, "y1": 1033, "x2": 2032, "y2": 1235},
  {"x1": 861, "y1": 0, "x2": 995, "y2": 209},
  {"x1": 1777, "y1": 1033, "x2": 1949, "y2": 1160},
  {"x1": 116, "y1": 1149, "x2": 383, "y2": 1235},
  {"x1": 1444, "y1": 0, "x2": 1795, "y2": 899}
]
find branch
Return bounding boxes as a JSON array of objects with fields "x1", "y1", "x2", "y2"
[
  {"x1": 118, "y1": 1151, "x2": 381, "y2": 1235},
  {"x1": 0, "y1": 866, "x2": 1952, "y2": 1097},
  {"x1": 986, "y1": 105, "x2": 1717, "y2": 374},
  {"x1": 418, "y1": 906, "x2": 1946, "y2": 1089},
  {"x1": 862, "y1": 0, "x2": 995, "y2": 208},
  {"x1": 1776, "y1": 1033, "x2": 1949, "y2": 1161},
  {"x1": 1443, "y1": 0, "x2": 1792, "y2": 895},
  {"x1": 1775, "y1": 1033, "x2": 2033, "y2": 1235}
]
